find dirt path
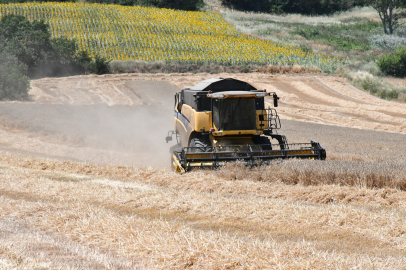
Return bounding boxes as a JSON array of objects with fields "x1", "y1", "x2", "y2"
[{"x1": 0, "y1": 78, "x2": 181, "y2": 168}]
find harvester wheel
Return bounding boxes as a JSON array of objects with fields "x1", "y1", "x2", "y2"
[
  {"x1": 252, "y1": 136, "x2": 272, "y2": 150},
  {"x1": 189, "y1": 137, "x2": 210, "y2": 153}
]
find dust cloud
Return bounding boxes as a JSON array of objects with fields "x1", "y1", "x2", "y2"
[{"x1": 0, "y1": 81, "x2": 180, "y2": 168}]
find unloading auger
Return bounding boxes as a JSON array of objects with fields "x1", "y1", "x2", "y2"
[{"x1": 166, "y1": 78, "x2": 326, "y2": 174}]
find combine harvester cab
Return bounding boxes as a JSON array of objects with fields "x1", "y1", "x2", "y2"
[{"x1": 166, "y1": 78, "x2": 326, "y2": 174}]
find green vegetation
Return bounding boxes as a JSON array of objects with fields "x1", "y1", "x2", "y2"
[
  {"x1": 0, "y1": 14, "x2": 94, "y2": 78},
  {"x1": 89, "y1": 55, "x2": 111, "y2": 75},
  {"x1": 221, "y1": 0, "x2": 367, "y2": 15},
  {"x1": 220, "y1": 5, "x2": 406, "y2": 101},
  {"x1": 0, "y1": 14, "x2": 110, "y2": 100},
  {"x1": 370, "y1": 33, "x2": 406, "y2": 50},
  {"x1": 294, "y1": 21, "x2": 382, "y2": 51},
  {"x1": 341, "y1": 69, "x2": 406, "y2": 101},
  {"x1": 359, "y1": 77, "x2": 402, "y2": 99},
  {"x1": 0, "y1": 14, "x2": 54, "y2": 77},
  {"x1": 1, "y1": 1, "x2": 405, "y2": 102},
  {"x1": 378, "y1": 46, "x2": 406, "y2": 77},
  {"x1": 0, "y1": 45, "x2": 30, "y2": 100}
]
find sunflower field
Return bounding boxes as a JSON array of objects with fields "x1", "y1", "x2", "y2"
[{"x1": 0, "y1": 2, "x2": 343, "y2": 71}]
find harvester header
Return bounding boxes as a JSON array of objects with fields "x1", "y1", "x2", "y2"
[{"x1": 166, "y1": 78, "x2": 326, "y2": 173}]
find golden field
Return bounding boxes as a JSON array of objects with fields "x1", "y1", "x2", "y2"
[
  {"x1": 0, "y1": 73, "x2": 405, "y2": 269},
  {"x1": 0, "y1": 153, "x2": 406, "y2": 269}
]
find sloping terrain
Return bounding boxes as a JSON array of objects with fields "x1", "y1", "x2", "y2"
[
  {"x1": 0, "y1": 73, "x2": 405, "y2": 269},
  {"x1": 0, "y1": 2, "x2": 341, "y2": 71},
  {"x1": 0, "y1": 73, "x2": 405, "y2": 167},
  {"x1": 29, "y1": 73, "x2": 406, "y2": 134}
]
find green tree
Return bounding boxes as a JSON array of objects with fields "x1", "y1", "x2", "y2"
[
  {"x1": 367, "y1": 0, "x2": 406, "y2": 34},
  {"x1": 0, "y1": 41, "x2": 30, "y2": 100},
  {"x1": 41, "y1": 37, "x2": 91, "y2": 77},
  {"x1": 0, "y1": 15, "x2": 53, "y2": 74},
  {"x1": 0, "y1": 15, "x2": 106, "y2": 78},
  {"x1": 221, "y1": 0, "x2": 367, "y2": 14},
  {"x1": 88, "y1": 55, "x2": 111, "y2": 75},
  {"x1": 378, "y1": 46, "x2": 406, "y2": 77}
]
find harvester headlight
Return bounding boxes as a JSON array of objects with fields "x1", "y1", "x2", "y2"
[{"x1": 207, "y1": 93, "x2": 224, "y2": 98}]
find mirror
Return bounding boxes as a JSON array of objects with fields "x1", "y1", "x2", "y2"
[{"x1": 273, "y1": 94, "x2": 279, "y2": 107}]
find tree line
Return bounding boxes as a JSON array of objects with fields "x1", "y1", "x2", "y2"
[{"x1": 221, "y1": 0, "x2": 368, "y2": 15}]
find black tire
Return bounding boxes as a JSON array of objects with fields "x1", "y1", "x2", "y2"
[
  {"x1": 252, "y1": 136, "x2": 272, "y2": 150},
  {"x1": 188, "y1": 137, "x2": 211, "y2": 153},
  {"x1": 270, "y1": 134, "x2": 288, "y2": 150}
]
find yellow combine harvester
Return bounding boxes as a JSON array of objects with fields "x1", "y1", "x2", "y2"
[{"x1": 166, "y1": 78, "x2": 326, "y2": 174}]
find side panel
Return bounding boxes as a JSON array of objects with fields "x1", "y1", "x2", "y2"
[
  {"x1": 181, "y1": 104, "x2": 195, "y2": 127},
  {"x1": 194, "y1": 111, "x2": 212, "y2": 133},
  {"x1": 175, "y1": 104, "x2": 195, "y2": 147},
  {"x1": 256, "y1": 110, "x2": 269, "y2": 130},
  {"x1": 175, "y1": 118, "x2": 188, "y2": 147}
]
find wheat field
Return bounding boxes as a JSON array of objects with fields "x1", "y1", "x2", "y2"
[
  {"x1": 0, "y1": 73, "x2": 405, "y2": 269},
  {"x1": 1, "y1": 152, "x2": 406, "y2": 269}
]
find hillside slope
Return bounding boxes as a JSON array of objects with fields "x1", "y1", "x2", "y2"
[
  {"x1": 0, "y1": 73, "x2": 405, "y2": 167},
  {"x1": 0, "y1": 73, "x2": 405, "y2": 268},
  {"x1": 0, "y1": 2, "x2": 341, "y2": 71}
]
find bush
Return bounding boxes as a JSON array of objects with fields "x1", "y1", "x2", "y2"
[
  {"x1": 341, "y1": 69, "x2": 406, "y2": 102},
  {"x1": 0, "y1": 48, "x2": 30, "y2": 100},
  {"x1": 88, "y1": 55, "x2": 111, "y2": 75},
  {"x1": 360, "y1": 77, "x2": 382, "y2": 94},
  {"x1": 378, "y1": 46, "x2": 406, "y2": 78},
  {"x1": 370, "y1": 34, "x2": 406, "y2": 51}
]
